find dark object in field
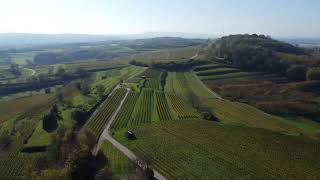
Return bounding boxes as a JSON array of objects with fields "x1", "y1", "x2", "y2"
[
  {"x1": 144, "y1": 166, "x2": 155, "y2": 180},
  {"x1": 21, "y1": 146, "x2": 47, "y2": 153},
  {"x1": 201, "y1": 111, "x2": 219, "y2": 121},
  {"x1": 125, "y1": 131, "x2": 136, "y2": 140}
]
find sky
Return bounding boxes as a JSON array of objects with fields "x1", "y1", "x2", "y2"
[{"x1": 0, "y1": 0, "x2": 319, "y2": 37}]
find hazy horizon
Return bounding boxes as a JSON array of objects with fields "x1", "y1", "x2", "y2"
[{"x1": 1, "y1": 0, "x2": 320, "y2": 38}]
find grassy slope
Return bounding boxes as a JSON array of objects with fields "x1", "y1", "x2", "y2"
[{"x1": 25, "y1": 121, "x2": 52, "y2": 147}]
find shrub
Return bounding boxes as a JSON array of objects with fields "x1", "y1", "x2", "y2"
[
  {"x1": 306, "y1": 67, "x2": 320, "y2": 81},
  {"x1": 43, "y1": 105, "x2": 60, "y2": 132},
  {"x1": 286, "y1": 65, "x2": 306, "y2": 81}
]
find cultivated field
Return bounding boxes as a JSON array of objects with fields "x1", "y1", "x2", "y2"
[
  {"x1": 115, "y1": 120, "x2": 320, "y2": 180},
  {"x1": 85, "y1": 88, "x2": 127, "y2": 136},
  {"x1": 98, "y1": 141, "x2": 138, "y2": 179},
  {"x1": 0, "y1": 94, "x2": 52, "y2": 123},
  {"x1": 111, "y1": 92, "x2": 140, "y2": 130}
]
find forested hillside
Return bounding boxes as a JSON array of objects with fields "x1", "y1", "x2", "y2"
[{"x1": 206, "y1": 34, "x2": 320, "y2": 76}]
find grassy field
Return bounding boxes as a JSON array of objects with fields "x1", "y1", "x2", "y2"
[
  {"x1": 114, "y1": 120, "x2": 320, "y2": 180},
  {"x1": 127, "y1": 46, "x2": 200, "y2": 65},
  {"x1": 0, "y1": 94, "x2": 52, "y2": 123},
  {"x1": 10, "y1": 51, "x2": 39, "y2": 65},
  {"x1": 25, "y1": 121, "x2": 53, "y2": 147}
]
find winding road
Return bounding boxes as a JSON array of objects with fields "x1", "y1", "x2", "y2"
[{"x1": 92, "y1": 85, "x2": 167, "y2": 180}]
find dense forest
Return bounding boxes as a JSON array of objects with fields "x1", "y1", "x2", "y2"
[{"x1": 206, "y1": 34, "x2": 320, "y2": 80}]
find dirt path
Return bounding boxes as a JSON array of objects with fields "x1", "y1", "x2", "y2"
[
  {"x1": 23, "y1": 67, "x2": 36, "y2": 76},
  {"x1": 93, "y1": 87, "x2": 130, "y2": 155},
  {"x1": 190, "y1": 53, "x2": 199, "y2": 59},
  {"x1": 92, "y1": 86, "x2": 167, "y2": 180}
]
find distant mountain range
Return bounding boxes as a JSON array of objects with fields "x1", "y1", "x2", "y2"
[
  {"x1": 0, "y1": 32, "x2": 217, "y2": 47},
  {"x1": 0, "y1": 33, "x2": 319, "y2": 47},
  {"x1": 280, "y1": 38, "x2": 320, "y2": 47}
]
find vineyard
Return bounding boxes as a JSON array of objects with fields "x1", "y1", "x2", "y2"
[
  {"x1": 139, "y1": 68, "x2": 161, "y2": 79},
  {"x1": 165, "y1": 72, "x2": 189, "y2": 98},
  {"x1": 154, "y1": 91, "x2": 173, "y2": 121},
  {"x1": 111, "y1": 92, "x2": 140, "y2": 130},
  {"x1": 130, "y1": 89, "x2": 154, "y2": 126},
  {"x1": 85, "y1": 88, "x2": 127, "y2": 136},
  {"x1": 115, "y1": 120, "x2": 320, "y2": 180},
  {"x1": 0, "y1": 152, "x2": 46, "y2": 179},
  {"x1": 167, "y1": 93, "x2": 199, "y2": 119},
  {"x1": 145, "y1": 78, "x2": 159, "y2": 90},
  {"x1": 98, "y1": 141, "x2": 137, "y2": 179}
]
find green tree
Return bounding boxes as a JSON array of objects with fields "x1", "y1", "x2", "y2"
[
  {"x1": 43, "y1": 104, "x2": 60, "y2": 132},
  {"x1": 96, "y1": 84, "x2": 105, "y2": 98},
  {"x1": 286, "y1": 65, "x2": 306, "y2": 81},
  {"x1": 10, "y1": 63, "x2": 22, "y2": 77},
  {"x1": 71, "y1": 109, "x2": 87, "y2": 127},
  {"x1": 306, "y1": 67, "x2": 320, "y2": 81}
]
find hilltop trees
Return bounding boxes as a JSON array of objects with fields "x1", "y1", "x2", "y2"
[{"x1": 207, "y1": 34, "x2": 306, "y2": 74}]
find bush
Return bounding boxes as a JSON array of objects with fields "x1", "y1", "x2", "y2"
[
  {"x1": 43, "y1": 105, "x2": 60, "y2": 132},
  {"x1": 0, "y1": 132, "x2": 11, "y2": 147},
  {"x1": 286, "y1": 65, "x2": 306, "y2": 81},
  {"x1": 72, "y1": 108, "x2": 88, "y2": 127},
  {"x1": 44, "y1": 88, "x2": 51, "y2": 94},
  {"x1": 306, "y1": 67, "x2": 320, "y2": 81}
]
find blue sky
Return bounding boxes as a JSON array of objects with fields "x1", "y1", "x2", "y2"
[{"x1": 0, "y1": 0, "x2": 319, "y2": 37}]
